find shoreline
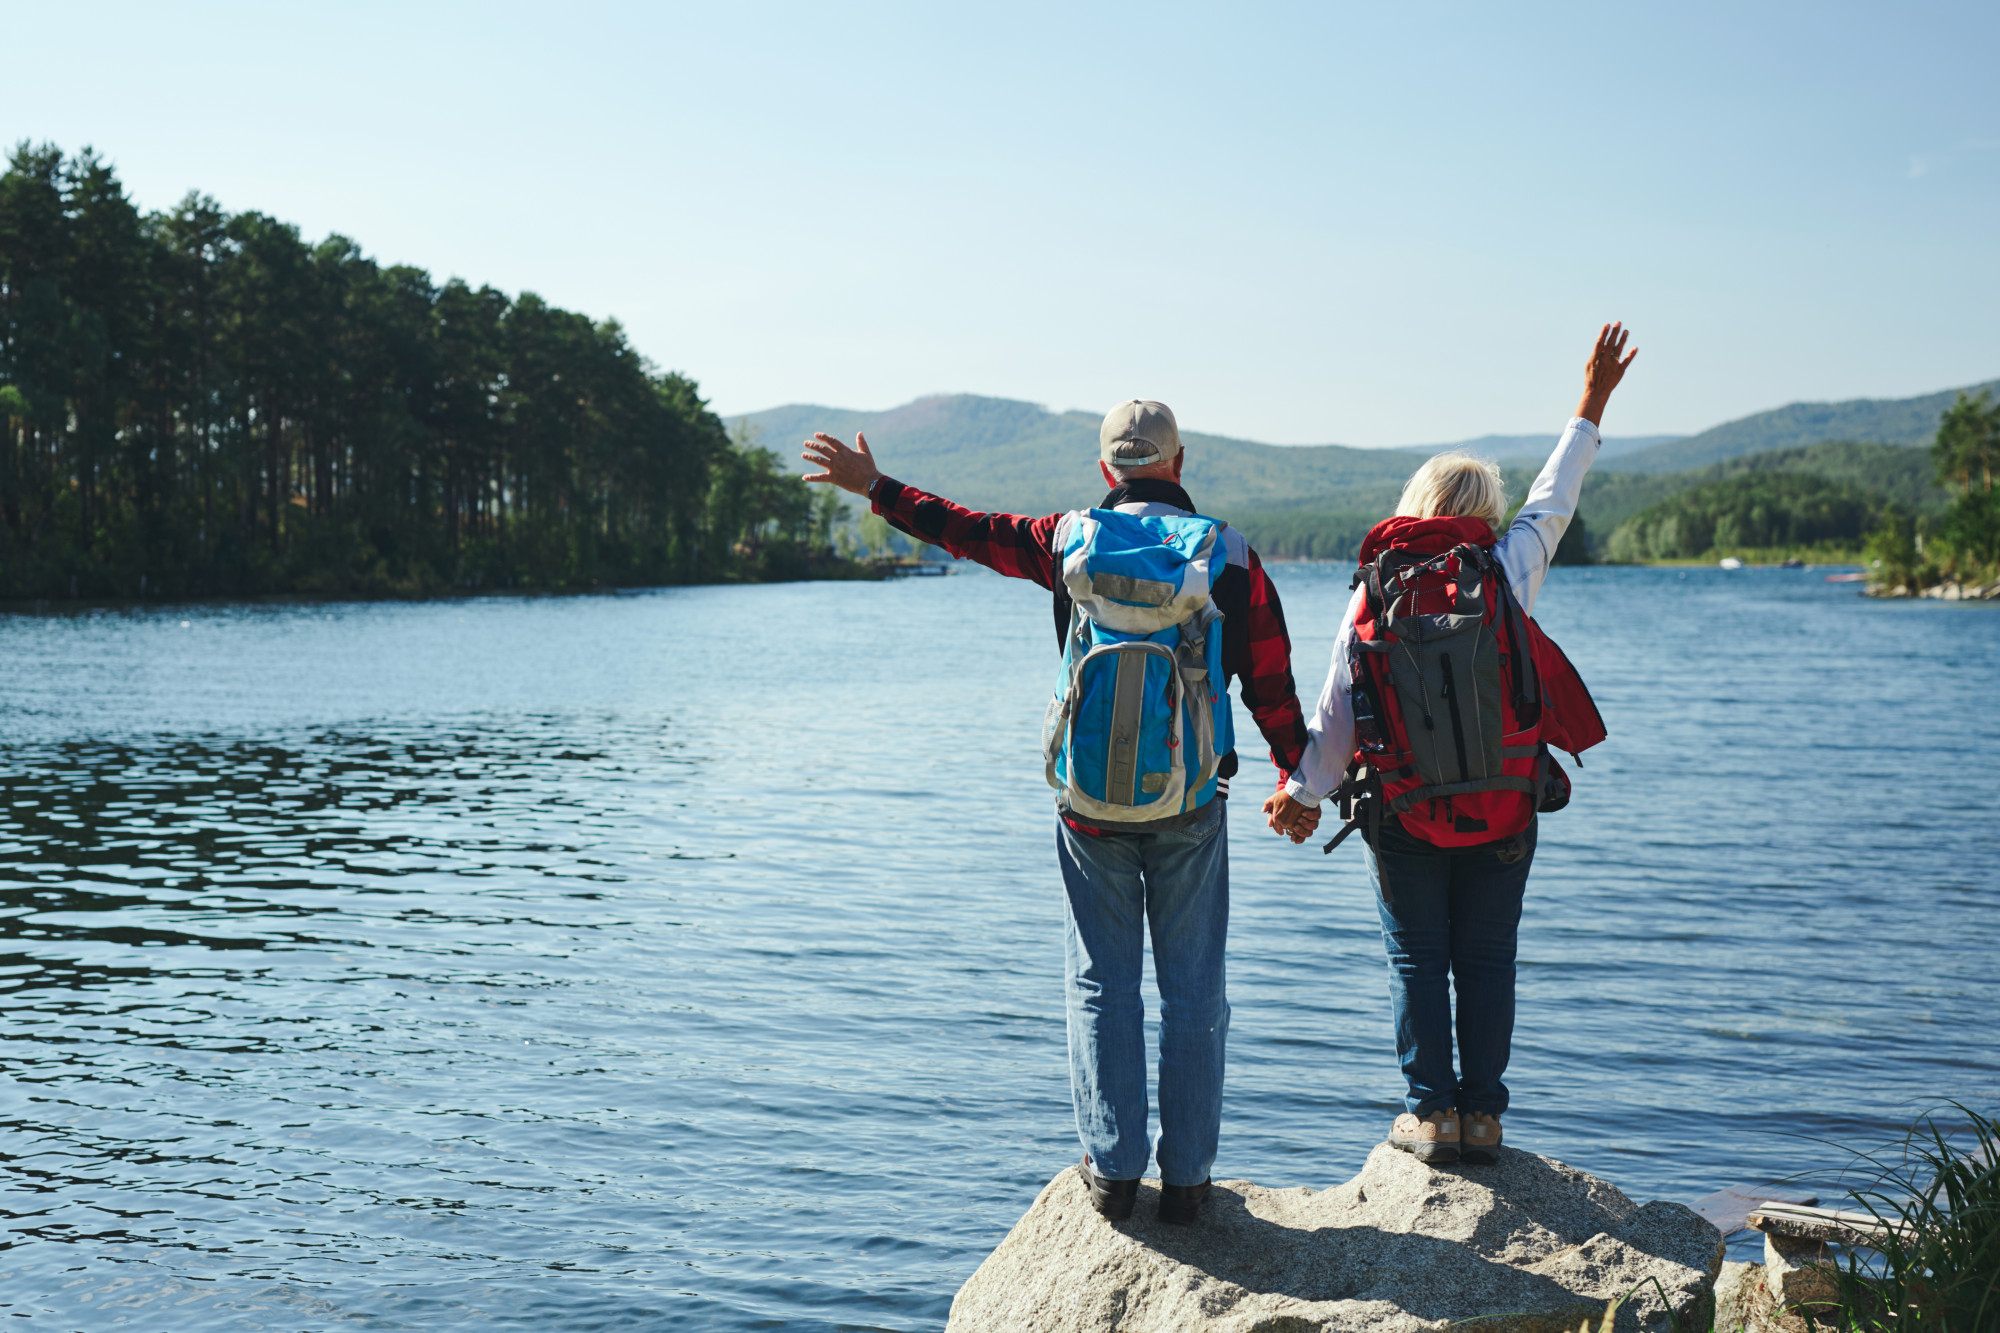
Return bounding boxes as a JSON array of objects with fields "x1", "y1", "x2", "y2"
[
  {"x1": 1866, "y1": 575, "x2": 2000, "y2": 601},
  {"x1": 0, "y1": 562, "x2": 894, "y2": 616},
  {"x1": 1260, "y1": 555, "x2": 1869, "y2": 569}
]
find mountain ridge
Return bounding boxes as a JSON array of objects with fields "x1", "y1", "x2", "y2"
[
  {"x1": 731, "y1": 377, "x2": 1994, "y2": 536},
  {"x1": 1596, "y1": 379, "x2": 2000, "y2": 473},
  {"x1": 734, "y1": 395, "x2": 1424, "y2": 517}
]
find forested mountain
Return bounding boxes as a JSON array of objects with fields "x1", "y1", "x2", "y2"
[
  {"x1": 1604, "y1": 474, "x2": 1878, "y2": 561},
  {"x1": 1392, "y1": 431, "x2": 1681, "y2": 464},
  {"x1": 742, "y1": 381, "x2": 1989, "y2": 538},
  {"x1": 1596, "y1": 381, "x2": 2000, "y2": 474},
  {"x1": 0, "y1": 144, "x2": 842, "y2": 600},
  {"x1": 738, "y1": 395, "x2": 1670, "y2": 530},
  {"x1": 738, "y1": 394, "x2": 1423, "y2": 518},
  {"x1": 744, "y1": 383, "x2": 1990, "y2": 564},
  {"x1": 1596, "y1": 439, "x2": 1964, "y2": 562},
  {"x1": 1579, "y1": 439, "x2": 1947, "y2": 535},
  {"x1": 744, "y1": 380, "x2": 2000, "y2": 510}
]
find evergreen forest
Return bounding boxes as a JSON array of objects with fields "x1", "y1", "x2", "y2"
[
  {"x1": 1603, "y1": 473, "x2": 1878, "y2": 562},
  {"x1": 1601, "y1": 393, "x2": 2000, "y2": 581},
  {"x1": 0, "y1": 144, "x2": 854, "y2": 601},
  {"x1": 1866, "y1": 390, "x2": 2000, "y2": 591}
]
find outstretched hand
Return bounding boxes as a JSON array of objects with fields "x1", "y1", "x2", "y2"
[
  {"x1": 802, "y1": 432, "x2": 884, "y2": 497},
  {"x1": 1575, "y1": 322, "x2": 1637, "y2": 427},
  {"x1": 1262, "y1": 790, "x2": 1322, "y2": 845}
]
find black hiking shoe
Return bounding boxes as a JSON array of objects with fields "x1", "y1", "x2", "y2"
[
  {"x1": 1159, "y1": 1178, "x2": 1210, "y2": 1226},
  {"x1": 1460, "y1": 1112, "x2": 1502, "y2": 1165},
  {"x1": 1078, "y1": 1156, "x2": 1138, "y2": 1221}
]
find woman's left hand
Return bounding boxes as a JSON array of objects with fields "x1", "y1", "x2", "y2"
[{"x1": 1262, "y1": 791, "x2": 1322, "y2": 844}]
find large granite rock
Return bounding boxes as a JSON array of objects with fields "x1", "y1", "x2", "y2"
[{"x1": 948, "y1": 1145, "x2": 1723, "y2": 1332}]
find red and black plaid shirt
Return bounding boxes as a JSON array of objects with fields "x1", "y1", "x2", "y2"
[{"x1": 870, "y1": 475, "x2": 1310, "y2": 786}]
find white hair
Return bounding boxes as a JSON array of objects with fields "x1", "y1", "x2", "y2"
[{"x1": 1395, "y1": 451, "x2": 1507, "y2": 533}]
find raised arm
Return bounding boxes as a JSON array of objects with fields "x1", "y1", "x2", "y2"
[
  {"x1": 1497, "y1": 323, "x2": 1638, "y2": 615},
  {"x1": 803, "y1": 432, "x2": 1060, "y2": 588}
]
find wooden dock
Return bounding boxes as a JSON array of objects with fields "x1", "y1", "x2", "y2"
[{"x1": 1747, "y1": 1201, "x2": 1911, "y2": 1248}]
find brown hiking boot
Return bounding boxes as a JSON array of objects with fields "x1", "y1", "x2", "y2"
[
  {"x1": 1389, "y1": 1110, "x2": 1460, "y2": 1164},
  {"x1": 1461, "y1": 1112, "x2": 1502, "y2": 1164}
]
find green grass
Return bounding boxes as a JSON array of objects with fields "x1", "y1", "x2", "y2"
[
  {"x1": 1547, "y1": 1107, "x2": 1998, "y2": 1332},
  {"x1": 1820, "y1": 1105, "x2": 2000, "y2": 1331}
]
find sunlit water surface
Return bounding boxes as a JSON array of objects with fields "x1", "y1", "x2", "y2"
[{"x1": 0, "y1": 566, "x2": 1995, "y2": 1330}]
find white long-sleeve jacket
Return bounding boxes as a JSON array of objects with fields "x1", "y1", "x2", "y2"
[{"x1": 1282, "y1": 416, "x2": 1602, "y2": 806}]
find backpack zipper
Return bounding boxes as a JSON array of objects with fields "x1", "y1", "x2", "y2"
[
  {"x1": 1397, "y1": 642, "x2": 1436, "y2": 732},
  {"x1": 1440, "y1": 652, "x2": 1471, "y2": 783}
]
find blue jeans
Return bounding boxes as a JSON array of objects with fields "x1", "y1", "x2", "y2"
[
  {"x1": 1054, "y1": 799, "x2": 1229, "y2": 1187},
  {"x1": 1364, "y1": 817, "x2": 1534, "y2": 1118}
]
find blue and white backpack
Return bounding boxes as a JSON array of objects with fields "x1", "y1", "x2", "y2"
[{"x1": 1041, "y1": 508, "x2": 1235, "y2": 823}]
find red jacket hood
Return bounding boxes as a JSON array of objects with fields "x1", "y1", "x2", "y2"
[{"x1": 1356, "y1": 515, "x2": 1497, "y2": 565}]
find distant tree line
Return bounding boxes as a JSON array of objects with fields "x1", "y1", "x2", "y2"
[
  {"x1": 1235, "y1": 501, "x2": 1589, "y2": 565},
  {"x1": 1603, "y1": 473, "x2": 1877, "y2": 562},
  {"x1": 1597, "y1": 391, "x2": 2000, "y2": 580},
  {"x1": 1227, "y1": 509, "x2": 1379, "y2": 562},
  {"x1": 0, "y1": 143, "x2": 855, "y2": 601},
  {"x1": 1576, "y1": 440, "x2": 1947, "y2": 548}
]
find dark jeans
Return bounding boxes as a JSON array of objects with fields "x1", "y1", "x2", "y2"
[{"x1": 1363, "y1": 816, "x2": 1535, "y2": 1118}]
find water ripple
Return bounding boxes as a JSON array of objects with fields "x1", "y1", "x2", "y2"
[{"x1": 0, "y1": 571, "x2": 1994, "y2": 1329}]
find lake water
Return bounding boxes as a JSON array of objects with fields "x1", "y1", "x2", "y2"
[{"x1": 1, "y1": 565, "x2": 1995, "y2": 1331}]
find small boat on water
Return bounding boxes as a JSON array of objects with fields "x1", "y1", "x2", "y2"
[
  {"x1": 1825, "y1": 571, "x2": 1869, "y2": 583},
  {"x1": 1719, "y1": 557, "x2": 1744, "y2": 570},
  {"x1": 1779, "y1": 557, "x2": 1805, "y2": 568}
]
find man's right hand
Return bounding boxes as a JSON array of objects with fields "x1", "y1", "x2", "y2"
[
  {"x1": 802, "y1": 432, "x2": 883, "y2": 497},
  {"x1": 1262, "y1": 790, "x2": 1321, "y2": 845}
]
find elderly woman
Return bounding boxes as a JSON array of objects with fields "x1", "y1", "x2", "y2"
[{"x1": 1264, "y1": 324, "x2": 1635, "y2": 1165}]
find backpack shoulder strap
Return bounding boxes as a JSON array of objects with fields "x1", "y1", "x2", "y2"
[{"x1": 1484, "y1": 546, "x2": 1542, "y2": 719}]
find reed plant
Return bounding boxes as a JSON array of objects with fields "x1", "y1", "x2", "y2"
[
  {"x1": 1824, "y1": 1105, "x2": 2000, "y2": 1332},
  {"x1": 1478, "y1": 1104, "x2": 1999, "y2": 1333}
]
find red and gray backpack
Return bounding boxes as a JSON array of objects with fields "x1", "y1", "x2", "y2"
[{"x1": 1323, "y1": 516, "x2": 1606, "y2": 879}]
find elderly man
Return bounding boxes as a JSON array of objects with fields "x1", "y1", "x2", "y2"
[{"x1": 802, "y1": 402, "x2": 1312, "y2": 1226}]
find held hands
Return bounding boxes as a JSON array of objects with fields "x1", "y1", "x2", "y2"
[
  {"x1": 1575, "y1": 322, "x2": 1638, "y2": 427},
  {"x1": 1261, "y1": 789, "x2": 1322, "y2": 845},
  {"x1": 802, "y1": 432, "x2": 884, "y2": 497}
]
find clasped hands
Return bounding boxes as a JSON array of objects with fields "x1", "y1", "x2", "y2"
[{"x1": 1261, "y1": 788, "x2": 1322, "y2": 845}]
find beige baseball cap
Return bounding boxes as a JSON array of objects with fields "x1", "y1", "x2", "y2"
[{"x1": 1099, "y1": 399, "x2": 1182, "y2": 468}]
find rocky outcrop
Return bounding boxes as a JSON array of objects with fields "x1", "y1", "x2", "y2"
[
  {"x1": 1917, "y1": 578, "x2": 2000, "y2": 600},
  {"x1": 947, "y1": 1145, "x2": 1722, "y2": 1333},
  {"x1": 1708, "y1": 1234, "x2": 1846, "y2": 1333},
  {"x1": 1866, "y1": 576, "x2": 2000, "y2": 599},
  {"x1": 1713, "y1": 1260, "x2": 1766, "y2": 1331}
]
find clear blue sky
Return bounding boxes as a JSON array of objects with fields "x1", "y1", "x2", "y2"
[{"x1": 6, "y1": 1, "x2": 1996, "y2": 444}]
